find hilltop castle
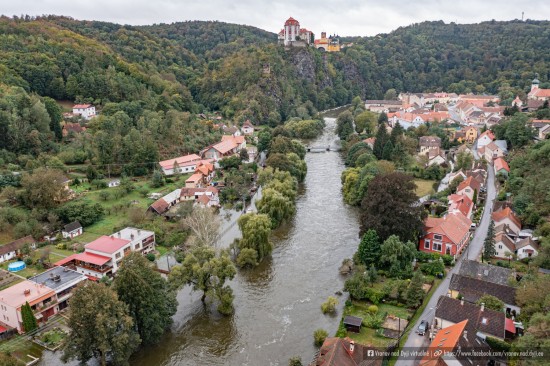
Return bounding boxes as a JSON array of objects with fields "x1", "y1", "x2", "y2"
[{"x1": 277, "y1": 17, "x2": 340, "y2": 52}]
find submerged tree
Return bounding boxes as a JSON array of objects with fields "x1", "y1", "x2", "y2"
[{"x1": 169, "y1": 246, "x2": 236, "y2": 315}]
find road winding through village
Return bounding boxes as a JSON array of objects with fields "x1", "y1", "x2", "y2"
[{"x1": 396, "y1": 143, "x2": 497, "y2": 366}]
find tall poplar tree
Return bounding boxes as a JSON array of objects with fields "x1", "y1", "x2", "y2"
[
  {"x1": 483, "y1": 220, "x2": 497, "y2": 262},
  {"x1": 21, "y1": 301, "x2": 38, "y2": 333}
]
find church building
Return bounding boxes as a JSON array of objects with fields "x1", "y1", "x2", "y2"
[{"x1": 278, "y1": 17, "x2": 313, "y2": 47}]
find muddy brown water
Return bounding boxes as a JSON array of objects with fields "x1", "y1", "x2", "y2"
[{"x1": 39, "y1": 115, "x2": 359, "y2": 366}]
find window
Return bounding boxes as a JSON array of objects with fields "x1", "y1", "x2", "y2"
[
  {"x1": 433, "y1": 242, "x2": 442, "y2": 252},
  {"x1": 434, "y1": 234, "x2": 442, "y2": 241},
  {"x1": 498, "y1": 245, "x2": 502, "y2": 249},
  {"x1": 115, "y1": 252, "x2": 121, "y2": 259},
  {"x1": 424, "y1": 240, "x2": 431, "y2": 249}
]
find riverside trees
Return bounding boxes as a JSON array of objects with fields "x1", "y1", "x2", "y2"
[{"x1": 63, "y1": 282, "x2": 139, "y2": 366}]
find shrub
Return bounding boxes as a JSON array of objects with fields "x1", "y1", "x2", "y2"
[
  {"x1": 367, "y1": 305, "x2": 378, "y2": 314},
  {"x1": 288, "y1": 356, "x2": 303, "y2": 366},
  {"x1": 146, "y1": 253, "x2": 156, "y2": 262},
  {"x1": 363, "y1": 313, "x2": 384, "y2": 329},
  {"x1": 313, "y1": 328, "x2": 328, "y2": 347},
  {"x1": 335, "y1": 321, "x2": 347, "y2": 338},
  {"x1": 485, "y1": 336, "x2": 511, "y2": 352},
  {"x1": 345, "y1": 299, "x2": 352, "y2": 307},
  {"x1": 321, "y1": 296, "x2": 339, "y2": 314},
  {"x1": 24, "y1": 257, "x2": 33, "y2": 265},
  {"x1": 56, "y1": 243, "x2": 67, "y2": 250},
  {"x1": 441, "y1": 255, "x2": 454, "y2": 266},
  {"x1": 420, "y1": 261, "x2": 445, "y2": 276}
]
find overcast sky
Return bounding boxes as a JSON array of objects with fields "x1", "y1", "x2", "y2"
[{"x1": 3, "y1": 0, "x2": 550, "y2": 36}]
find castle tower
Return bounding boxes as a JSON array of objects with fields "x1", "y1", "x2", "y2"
[
  {"x1": 531, "y1": 73, "x2": 540, "y2": 91},
  {"x1": 284, "y1": 17, "x2": 300, "y2": 46}
]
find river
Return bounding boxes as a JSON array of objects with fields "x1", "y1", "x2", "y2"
[{"x1": 39, "y1": 115, "x2": 360, "y2": 366}]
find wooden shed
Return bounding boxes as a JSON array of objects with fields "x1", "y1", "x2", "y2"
[{"x1": 343, "y1": 315, "x2": 363, "y2": 333}]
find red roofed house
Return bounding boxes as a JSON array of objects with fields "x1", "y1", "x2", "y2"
[
  {"x1": 312, "y1": 337, "x2": 380, "y2": 366},
  {"x1": 528, "y1": 76, "x2": 550, "y2": 102},
  {"x1": 159, "y1": 154, "x2": 202, "y2": 176},
  {"x1": 447, "y1": 194, "x2": 474, "y2": 219},
  {"x1": 72, "y1": 104, "x2": 96, "y2": 120},
  {"x1": 476, "y1": 130, "x2": 495, "y2": 153},
  {"x1": 455, "y1": 176, "x2": 482, "y2": 203},
  {"x1": 484, "y1": 141, "x2": 507, "y2": 162},
  {"x1": 494, "y1": 157, "x2": 510, "y2": 177},
  {"x1": 363, "y1": 137, "x2": 376, "y2": 149},
  {"x1": 420, "y1": 212, "x2": 472, "y2": 257},
  {"x1": 492, "y1": 207, "x2": 521, "y2": 235},
  {"x1": 62, "y1": 122, "x2": 87, "y2": 137},
  {"x1": 55, "y1": 228, "x2": 155, "y2": 278},
  {"x1": 202, "y1": 135, "x2": 246, "y2": 162},
  {"x1": 185, "y1": 173, "x2": 204, "y2": 188}
]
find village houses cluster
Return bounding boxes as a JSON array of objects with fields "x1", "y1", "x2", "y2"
[{"x1": 0, "y1": 116, "x2": 256, "y2": 335}]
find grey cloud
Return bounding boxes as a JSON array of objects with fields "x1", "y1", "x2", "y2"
[{"x1": 1, "y1": 0, "x2": 550, "y2": 36}]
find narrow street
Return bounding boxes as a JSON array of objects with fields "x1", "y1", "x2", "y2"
[{"x1": 395, "y1": 144, "x2": 496, "y2": 366}]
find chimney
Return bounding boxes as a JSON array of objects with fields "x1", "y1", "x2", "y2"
[
  {"x1": 131, "y1": 234, "x2": 135, "y2": 240},
  {"x1": 117, "y1": 232, "x2": 121, "y2": 238},
  {"x1": 461, "y1": 299, "x2": 464, "y2": 306},
  {"x1": 480, "y1": 303, "x2": 485, "y2": 312},
  {"x1": 463, "y1": 330, "x2": 468, "y2": 340},
  {"x1": 349, "y1": 340, "x2": 355, "y2": 354}
]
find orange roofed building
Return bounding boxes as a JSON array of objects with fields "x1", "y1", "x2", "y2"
[
  {"x1": 492, "y1": 207, "x2": 521, "y2": 234},
  {"x1": 419, "y1": 212, "x2": 472, "y2": 258},
  {"x1": 311, "y1": 337, "x2": 381, "y2": 366},
  {"x1": 0, "y1": 280, "x2": 57, "y2": 333}
]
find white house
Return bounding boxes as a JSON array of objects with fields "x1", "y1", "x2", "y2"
[
  {"x1": 62, "y1": 221, "x2": 83, "y2": 239},
  {"x1": 241, "y1": 120, "x2": 255, "y2": 135},
  {"x1": 72, "y1": 104, "x2": 96, "y2": 120},
  {"x1": 476, "y1": 130, "x2": 495, "y2": 151},
  {"x1": 108, "y1": 179, "x2": 120, "y2": 188},
  {"x1": 202, "y1": 136, "x2": 246, "y2": 162},
  {"x1": 0, "y1": 236, "x2": 36, "y2": 263},
  {"x1": 492, "y1": 208, "x2": 521, "y2": 235},
  {"x1": 515, "y1": 237, "x2": 539, "y2": 260},
  {"x1": 158, "y1": 154, "x2": 202, "y2": 176},
  {"x1": 55, "y1": 228, "x2": 155, "y2": 278}
]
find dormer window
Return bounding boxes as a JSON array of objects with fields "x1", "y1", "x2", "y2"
[{"x1": 481, "y1": 318, "x2": 488, "y2": 325}]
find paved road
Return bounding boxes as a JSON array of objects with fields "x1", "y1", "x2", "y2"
[{"x1": 396, "y1": 147, "x2": 496, "y2": 366}]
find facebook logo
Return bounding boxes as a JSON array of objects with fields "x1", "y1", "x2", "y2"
[{"x1": 367, "y1": 350, "x2": 375, "y2": 357}]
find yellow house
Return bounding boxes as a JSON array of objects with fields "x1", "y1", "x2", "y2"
[
  {"x1": 454, "y1": 126, "x2": 477, "y2": 143},
  {"x1": 314, "y1": 32, "x2": 340, "y2": 52}
]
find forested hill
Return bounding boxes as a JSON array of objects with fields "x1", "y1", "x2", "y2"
[
  {"x1": 352, "y1": 20, "x2": 550, "y2": 100},
  {"x1": 2, "y1": 16, "x2": 550, "y2": 126}
]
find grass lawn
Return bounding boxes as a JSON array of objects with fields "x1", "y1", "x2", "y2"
[
  {"x1": 414, "y1": 179, "x2": 436, "y2": 197},
  {"x1": 68, "y1": 174, "x2": 191, "y2": 243},
  {"x1": 343, "y1": 300, "x2": 413, "y2": 348}
]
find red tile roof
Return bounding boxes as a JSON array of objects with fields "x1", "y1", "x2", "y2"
[
  {"x1": 149, "y1": 198, "x2": 169, "y2": 214},
  {"x1": 186, "y1": 172, "x2": 203, "y2": 183},
  {"x1": 159, "y1": 154, "x2": 201, "y2": 170},
  {"x1": 494, "y1": 157, "x2": 510, "y2": 172},
  {"x1": 505, "y1": 318, "x2": 516, "y2": 334},
  {"x1": 73, "y1": 104, "x2": 93, "y2": 109},
  {"x1": 424, "y1": 212, "x2": 471, "y2": 246},
  {"x1": 478, "y1": 130, "x2": 495, "y2": 141},
  {"x1": 448, "y1": 194, "x2": 473, "y2": 217},
  {"x1": 420, "y1": 320, "x2": 468, "y2": 366},
  {"x1": 456, "y1": 176, "x2": 481, "y2": 195},
  {"x1": 492, "y1": 207, "x2": 521, "y2": 231},
  {"x1": 285, "y1": 17, "x2": 299, "y2": 26},
  {"x1": 54, "y1": 252, "x2": 111, "y2": 266},
  {"x1": 529, "y1": 88, "x2": 550, "y2": 98},
  {"x1": 85, "y1": 235, "x2": 130, "y2": 254}
]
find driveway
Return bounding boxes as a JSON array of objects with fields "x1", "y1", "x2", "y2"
[{"x1": 395, "y1": 144, "x2": 496, "y2": 366}]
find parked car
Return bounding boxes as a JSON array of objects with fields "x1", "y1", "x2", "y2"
[{"x1": 417, "y1": 320, "x2": 428, "y2": 336}]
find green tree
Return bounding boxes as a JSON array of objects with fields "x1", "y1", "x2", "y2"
[
  {"x1": 112, "y1": 253, "x2": 178, "y2": 346},
  {"x1": 357, "y1": 229, "x2": 381, "y2": 267},
  {"x1": 256, "y1": 187, "x2": 295, "y2": 228},
  {"x1": 378, "y1": 112, "x2": 388, "y2": 124},
  {"x1": 455, "y1": 151, "x2": 473, "y2": 171},
  {"x1": 513, "y1": 312, "x2": 550, "y2": 365},
  {"x1": 354, "y1": 111, "x2": 377, "y2": 134},
  {"x1": 373, "y1": 125, "x2": 389, "y2": 160},
  {"x1": 236, "y1": 213, "x2": 272, "y2": 266},
  {"x1": 62, "y1": 282, "x2": 139, "y2": 366},
  {"x1": 313, "y1": 328, "x2": 328, "y2": 347},
  {"x1": 476, "y1": 295, "x2": 504, "y2": 312},
  {"x1": 384, "y1": 88, "x2": 398, "y2": 100},
  {"x1": 20, "y1": 168, "x2": 67, "y2": 210},
  {"x1": 169, "y1": 246, "x2": 236, "y2": 315},
  {"x1": 43, "y1": 97, "x2": 63, "y2": 141},
  {"x1": 336, "y1": 110, "x2": 354, "y2": 141},
  {"x1": 360, "y1": 172, "x2": 424, "y2": 242},
  {"x1": 405, "y1": 271, "x2": 425, "y2": 308},
  {"x1": 257, "y1": 129, "x2": 272, "y2": 152},
  {"x1": 288, "y1": 356, "x2": 303, "y2": 366},
  {"x1": 379, "y1": 235, "x2": 416, "y2": 278},
  {"x1": 0, "y1": 353, "x2": 20, "y2": 366},
  {"x1": 382, "y1": 140, "x2": 394, "y2": 160},
  {"x1": 151, "y1": 170, "x2": 165, "y2": 188},
  {"x1": 483, "y1": 220, "x2": 497, "y2": 262},
  {"x1": 321, "y1": 296, "x2": 339, "y2": 314},
  {"x1": 21, "y1": 301, "x2": 38, "y2": 333}
]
